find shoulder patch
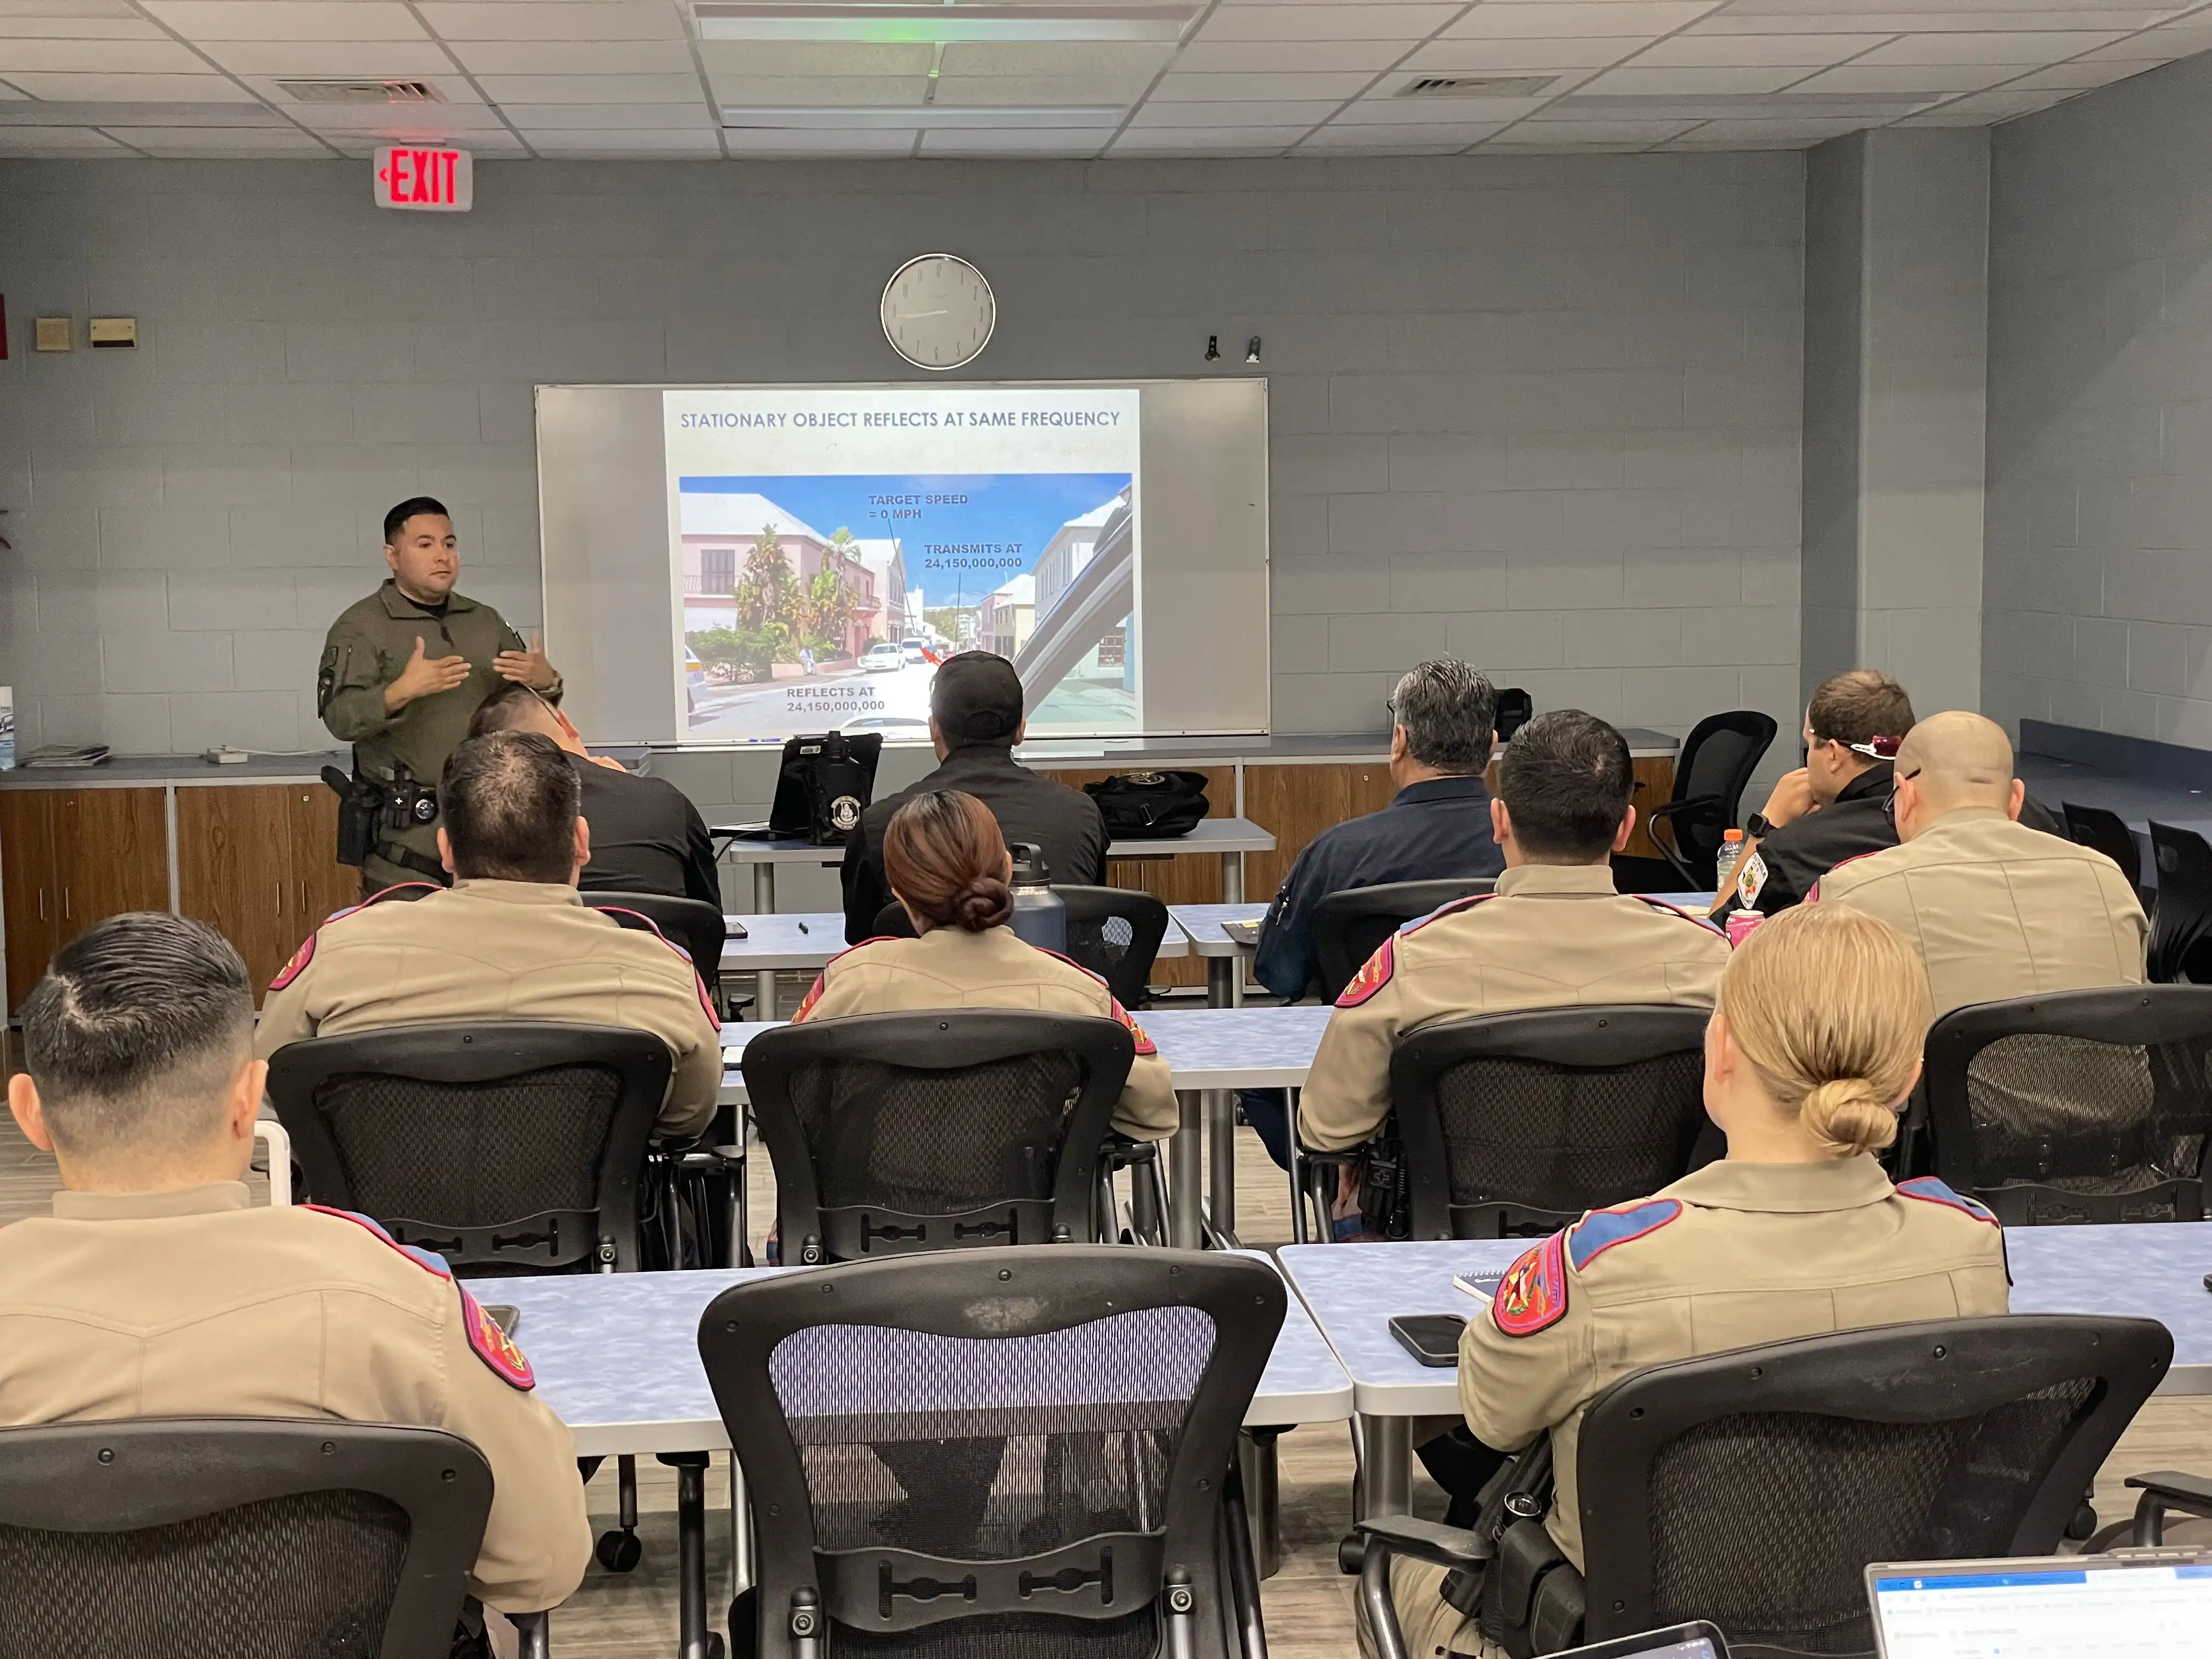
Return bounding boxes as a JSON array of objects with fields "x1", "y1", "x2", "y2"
[
  {"x1": 1403, "y1": 893, "x2": 1492, "y2": 935},
  {"x1": 1335, "y1": 934, "x2": 1396, "y2": 1008},
  {"x1": 1897, "y1": 1176, "x2": 2000, "y2": 1228},
  {"x1": 1567, "y1": 1198, "x2": 1684, "y2": 1271},
  {"x1": 1735, "y1": 849, "x2": 1769, "y2": 907},
  {"x1": 792, "y1": 972, "x2": 828, "y2": 1023},
  {"x1": 302, "y1": 1204, "x2": 453, "y2": 1278},
  {"x1": 1629, "y1": 895, "x2": 1724, "y2": 932},
  {"x1": 1492, "y1": 1232, "x2": 1568, "y2": 1338},
  {"x1": 269, "y1": 932, "x2": 317, "y2": 991},
  {"x1": 1108, "y1": 996, "x2": 1157, "y2": 1057},
  {"x1": 459, "y1": 1284, "x2": 535, "y2": 1391}
]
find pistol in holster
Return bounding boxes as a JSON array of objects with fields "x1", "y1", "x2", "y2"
[{"x1": 322, "y1": 761, "x2": 439, "y2": 875}]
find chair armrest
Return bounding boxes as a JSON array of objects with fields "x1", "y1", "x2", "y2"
[
  {"x1": 1643, "y1": 793, "x2": 1723, "y2": 822},
  {"x1": 1353, "y1": 1514, "x2": 1493, "y2": 1572},
  {"x1": 2130, "y1": 1471, "x2": 2212, "y2": 1518}
]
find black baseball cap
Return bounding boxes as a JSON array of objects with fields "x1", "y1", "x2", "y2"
[{"x1": 930, "y1": 651, "x2": 1024, "y2": 744}]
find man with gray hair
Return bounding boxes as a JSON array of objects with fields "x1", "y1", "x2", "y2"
[{"x1": 1244, "y1": 659, "x2": 1506, "y2": 1165}]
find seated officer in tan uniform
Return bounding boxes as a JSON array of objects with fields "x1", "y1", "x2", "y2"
[
  {"x1": 1373, "y1": 906, "x2": 2012, "y2": 1659},
  {"x1": 1298, "y1": 709, "x2": 1731, "y2": 1156},
  {"x1": 793, "y1": 787, "x2": 1176, "y2": 1142},
  {"x1": 0, "y1": 912, "x2": 591, "y2": 1626},
  {"x1": 257, "y1": 730, "x2": 720, "y2": 1140}
]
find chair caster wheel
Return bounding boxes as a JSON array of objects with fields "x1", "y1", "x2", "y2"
[
  {"x1": 2068, "y1": 1502, "x2": 2098, "y2": 1542},
  {"x1": 706, "y1": 1634, "x2": 726, "y2": 1659},
  {"x1": 596, "y1": 1528, "x2": 643, "y2": 1572},
  {"x1": 1339, "y1": 1534, "x2": 1366, "y2": 1575}
]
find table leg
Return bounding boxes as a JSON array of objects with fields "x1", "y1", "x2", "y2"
[
  {"x1": 1222, "y1": 850, "x2": 1243, "y2": 905},
  {"x1": 1237, "y1": 1428, "x2": 1281, "y2": 1578},
  {"x1": 730, "y1": 1451, "x2": 754, "y2": 1597},
  {"x1": 1207, "y1": 956, "x2": 1235, "y2": 1010},
  {"x1": 754, "y1": 970, "x2": 777, "y2": 1021},
  {"x1": 753, "y1": 864, "x2": 775, "y2": 913},
  {"x1": 1169, "y1": 1090, "x2": 1204, "y2": 1249},
  {"x1": 660, "y1": 1452, "x2": 714, "y2": 1659},
  {"x1": 1357, "y1": 1416, "x2": 1412, "y2": 1518},
  {"x1": 1207, "y1": 1090, "x2": 1238, "y2": 1244}
]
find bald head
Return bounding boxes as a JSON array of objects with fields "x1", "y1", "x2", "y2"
[{"x1": 1893, "y1": 711, "x2": 2026, "y2": 839}]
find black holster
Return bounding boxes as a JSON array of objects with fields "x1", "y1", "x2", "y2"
[
  {"x1": 322, "y1": 765, "x2": 381, "y2": 868},
  {"x1": 1359, "y1": 1129, "x2": 1412, "y2": 1241}
]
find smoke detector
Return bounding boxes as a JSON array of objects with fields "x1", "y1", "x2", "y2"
[{"x1": 276, "y1": 79, "x2": 445, "y2": 105}]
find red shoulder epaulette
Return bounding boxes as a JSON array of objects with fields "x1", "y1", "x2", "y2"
[
  {"x1": 790, "y1": 936, "x2": 895, "y2": 1023},
  {"x1": 1897, "y1": 1176, "x2": 2000, "y2": 1228},
  {"x1": 302, "y1": 1205, "x2": 453, "y2": 1278},
  {"x1": 1567, "y1": 1198, "x2": 1684, "y2": 1269},
  {"x1": 1404, "y1": 893, "x2": 1493, "y2": 934},
  {"x1": 272, "y1": 884, "x2": 440, "y2": 991},
  {"x1": 1629, "y1": 894, "x2": 1724, "y2": 932}
]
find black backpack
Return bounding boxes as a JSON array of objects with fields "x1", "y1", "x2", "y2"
[{"x1": 1082, "y1": 770, "x2": 1210, "y2": 838}]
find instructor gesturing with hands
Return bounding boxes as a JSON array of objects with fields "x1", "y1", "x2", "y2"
[{"x1": 319, "y1": 496, "x2": 561, "y2": 895}]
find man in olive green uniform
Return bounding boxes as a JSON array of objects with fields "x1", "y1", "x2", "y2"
[
  {"x1": 1813, "y1": 710, "x2": 2151, "y2": 1151},
  {"x1": 1298, "y1": 710, "x2": 1730, "y2": 1155},
  {"x1": 257, "y1": 732, "x2": 720, "y2": 1141},
  {"x1": 1375, "y1": 1163, "x2": 2012, "y2": 1659},
  {"x1": 320, "y1": 496, "x2": 561, "y2": 894},
  {"x1": 0, "y1": 912, "x2": 592, "y2": 1623}
]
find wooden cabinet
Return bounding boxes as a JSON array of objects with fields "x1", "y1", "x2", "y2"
[
  {"x1": 0, "y1": 787, "x2": 168, "y2": 1009},
  {"x1": 1243, "y1": 762, "x2": 1400, "y2": 904},
  {"x1": 178, "y1": 785, "x2": 360, "y2": 1005}
]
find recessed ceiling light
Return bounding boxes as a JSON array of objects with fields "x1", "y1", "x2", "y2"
[
  {"x1": 693, "y1": 3, "x2": 1194, "y2": 43},
  {"x1": 722, "y1": 103, "x2": 1124, "y2": 128}
]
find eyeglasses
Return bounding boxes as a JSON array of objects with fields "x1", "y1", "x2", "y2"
[{"x1": 1882, "y1": 766, "x2": 1923, "y2": 826}]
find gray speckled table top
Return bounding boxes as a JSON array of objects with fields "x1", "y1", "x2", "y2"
[
  {"x1": 721, "y1": 819, "x2": 1277, "y2": 866},
  {"x1": 496, "y1": 1250, "x2": 1349, "y2": 1457},
  {"x1": 1285, "y1": 1223, "x2": 2212, "y2": 1419},
  {"x1": 720, "y1": 914, "x2": 1190, "y2": 970},
  {"x1": 1169, "y1": 904, "x2": 1268, "y2": 957},
  {"x1": 719, "y1": 1006, "x2": 1333, "y2": 1100}
]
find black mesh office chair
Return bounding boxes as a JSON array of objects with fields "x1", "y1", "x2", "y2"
[
  {"x1": 2062, "y1": 802, "x2": 2149, "y2": 905},
  {"x1": 1359, "y1": 1316, "x2": 2172, "y2": 1659},
  {"x1": 1289, "y1": 1006, "x2": 1711, "y2": 1245},
  {"x1": 267, "y1": 1021, "x2": 672, "y2": 1578},
  {"x1": 0, "y1": 1417, "x2": 552, "y2": 1659},
  {"x1": 867, "y1": 887, "x2": 1170, "y2": 1006},
  {"x1": 1310, "y1": 879, "x2": 1498, "y2": 1005},
  {"x1": 1494, "y1": 687, "x2": 1534, "y2": 742},
  {"x1": 699, "y1": 1246, "x2": 1284, "y2": 1659},
  {"x1": 589, "y1": 891, "x2": 729, "y2": 1015},
  {"x1": 2149, "y1": 822, "x2": 2212, "y2": 983},
  {"x1": 1612, "y1": 709, "x2": 1779, "y2": 893},
  {"x1": 1922, "y1": 986, "x2": 2212, "y2": 1224},
  {"x1": 740, "y1": 1009, "x2": 1134, "y2": 1264}
]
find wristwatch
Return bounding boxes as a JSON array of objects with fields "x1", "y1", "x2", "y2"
[{"x1": 1745, "y1": 812, "x2": 1775, "y2": 839}]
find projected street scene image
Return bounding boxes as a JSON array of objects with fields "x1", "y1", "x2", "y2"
[{"x1": 677, "y1": 473, "x2": 1137, "y2": 741}]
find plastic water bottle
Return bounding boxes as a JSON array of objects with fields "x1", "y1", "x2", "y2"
[
  {"x1": 1713, "y1": 827, "x2": 1746, "y2": 895},
  {"x1": 0, "y1": 686, "x2": 16, "y2": 771},
  {"x1": 1005, "y1": 842, "x2": 1066, "y2": 953}
]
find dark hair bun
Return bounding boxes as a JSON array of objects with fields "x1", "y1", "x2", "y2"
[{"x1": 955, "y1": 876, "x2": 1014, "y2": 932}]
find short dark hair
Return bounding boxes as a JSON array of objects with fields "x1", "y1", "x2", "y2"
[
  {"x1": 1807, "y1": 670, "x2": 1915, "y2": 756},
  {"x1": 1497, "y1": 710, "x2": 1635, "y2": 862},
  {"x1": 441, "y1": 731, "x2": 580, "y2": 884},
  {"x1": 383, "y1": 495, "x2": 452, "y2": 545},
  {"x1": 19, "y1": 912, "x2": 252, "y2": 1159},
  {"x1": 468, "y1": 681, "x2": 552, "y2": 740},
  {"x1": 1391, "y1": 659, "x2": 1497, "y2": 772}
]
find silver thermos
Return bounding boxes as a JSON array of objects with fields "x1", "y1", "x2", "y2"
[{"x1": 1006, "y1": 842, "x2": 1066, "y2": 952}]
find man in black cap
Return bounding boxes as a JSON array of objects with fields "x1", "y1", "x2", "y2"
[{"x1": 839, "y1": 651, "x2": 1108, "y2": 944}]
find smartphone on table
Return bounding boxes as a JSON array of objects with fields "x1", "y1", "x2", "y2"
[{"x1": 1389, "y1": 1312, "x2": 1466, "y2": 1367}]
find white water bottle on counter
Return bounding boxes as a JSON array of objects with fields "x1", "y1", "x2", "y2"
[{"x1": 0, "y1": 686, "x2": 16, "y2": 771}]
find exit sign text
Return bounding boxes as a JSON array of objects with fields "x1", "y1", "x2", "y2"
[{"x1": 374, "y1": 146, "x2": 472, "y2": 213}]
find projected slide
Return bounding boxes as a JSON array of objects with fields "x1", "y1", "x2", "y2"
[{"x1": 664, "y1": 386, "x2": 1141, "y2": 743}]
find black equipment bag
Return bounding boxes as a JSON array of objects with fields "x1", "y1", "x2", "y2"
[{"x1": 1082, "y1": 769, "x2": 1210, "y2": 838}]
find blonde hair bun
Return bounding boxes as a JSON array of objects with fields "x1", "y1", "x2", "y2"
[{"x1": 1718, "y1": 906, "x2": 1933, "y2": 1158}]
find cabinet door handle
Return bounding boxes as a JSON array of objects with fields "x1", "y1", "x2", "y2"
[
  {"x1": 36, "y1": 888, "x2": 44, "y2": 922},
  {"x1": 61, "y1": 888, "x2": 70, "y2": 921},
  {"x1": 276, "y1": 882, "x2": 284, "y2": 918}
]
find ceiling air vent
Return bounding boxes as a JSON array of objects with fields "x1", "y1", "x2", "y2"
[
  {"x1": 275, "y1": 79, "x2": 445, "y2": 105},
  {"x1": 1396, "y1": 75, "x2": 1557, "y2": 98}
]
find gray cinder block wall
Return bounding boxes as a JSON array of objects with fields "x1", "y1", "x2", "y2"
[
  {"x1": 1986, "y1": 52, "x2": 2212, "y2": 748},
  {"x1": 0, "y1": 153, "x2": 1805, "y2": 821}
]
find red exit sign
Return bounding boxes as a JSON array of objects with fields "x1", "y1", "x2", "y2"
[{"x1": 374, "y1": 146, "x2": 472, "y2": 213}]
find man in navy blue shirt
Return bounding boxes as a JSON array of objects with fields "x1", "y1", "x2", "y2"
[{"x1": 1243, "y1": 659, "x2": 1505, "y2": 1166}]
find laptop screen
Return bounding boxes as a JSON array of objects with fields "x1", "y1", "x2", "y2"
[{"x1": 1870, "y1": 1559, "x2": 2212, "y2": 1657}]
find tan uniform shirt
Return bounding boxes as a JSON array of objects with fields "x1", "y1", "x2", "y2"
[
  {"x1": 791, "y1": 926, "x2": 1178, "y2": 1141},
  {"x1": 0, "y1": 1182, "x2": 591, "y2": 1613},
  {"x1": 1297, "y1": 864, "x2": 1731, "y2": 1153},
  {"x1": 1810, "y1": 806, "x2": 2149, "y2": 1019},
  {"x1": 1377, "y1": 1160, "x2": 2012, "y2": 1659},
  {"x1": 256, "y1": 880, "x2": 720, "y2": 1139}
]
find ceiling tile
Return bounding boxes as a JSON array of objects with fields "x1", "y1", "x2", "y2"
[
  {"x1": 2001, "y1": 58, "x2": 2152, "y2": 88},
  {"x1": 1662, "y1": 116, "x2": 1869, "y2": 142},
  {"x1": 918, "y1": 126, "x2": 1108, "y2": 154},
  {"x1": 0, "y1": 16, "x2": 163, "y2": 37},
  {"x1": 245, "y1": 71, "x2": 484, "y2": 106},
  {"x1": 280, "y1": 99, "x2": 508, "y2": 129},
  {"x1": 0, "y1": 36, "x2": 202, "y2": 70},
  {"x1": 144, "y1": 1, "x2": 427, "y2": 40},
  {"x1": 722, "y1": 127, "x2": 916, "y2": 153},
  {"x1": 1630, "y1": 32, "x2": 1895, "y2": 65},
  {"x1": 1170, "y1": 38, "x2": 1405, "y2": 71},
  {"x1": 1909, "y1": 85, "x2": 2075, "y2": 119},
  {"x1": 1787, "y1": 62, "x2": 2019, "y2": 93},
  {"x1": 417, "y1": 2, "x2": 685, "y2": 41},
  {"x1": 1707, "y1": 5, "x2": 2169, "y2": 27},
  {"x1": 0, "y1": 0, "x2": 159, "y2": 13},
  {"x1": 473, "y1": 71, "x2": 702, "y2": 102},
  {"x1": 697, "y1": 41, "x2": 930, "y2": 76},
  {"x1": 704, "y1": 73, "x2": 928, "y2": 104},
  {"x1": 202, "y1": 41, "x2": 453, "y2": 75},
  {"x1": 1128, "y1": 97, "x2": 1340, "y2": 123},
  {"x1": 126, "y1": 123, "x2": 330, "y2": 152},
  {"x1": 1149, "y1": 69, "x2": 1373, "y2": 98},
  {"x1": 1107, "y1": 124, "x2": 1310, "y2": 150},
  {"x1": 1579, "y1": 64, "x2": 1814, "y2": 93},
  {"x1": 1446, "y1": 4, "x2": 1725, "y2": 40},
  {"x1": 451, "y1": 39, "x2": 693, "y2": 74},
  {"x1": 1331, "y1": 93, "x2": 1549, "y2": 122},
  {"x1": 528, "y1": 127, "x2": 718, "y2": 153},
  {"x1": 1850, "y1": 29, "x2": 2128, "y2": 63},
  {"x1": 2084, "y1": 24, "x2": 2212, "y2": 59},
  {"x1": 941, "y1": 41, "x2": 1171, "y2": 76},
  {"x1": 1302, "y1": 120, "x2": 1497, "y2": 144},
  {"x1": 1398, "y1": 36, "x2": 1643, "y2": 70},
  {"x1": 0, "y1": 123, "x2": 126, "y2": 148},
  {"x1": 1194, "y1": 5, "x2": 1459, "y2": 42},
  {"x1": 3, "y1": 69, "x2": 253, "y2": 97},
  {"x1": 500, "y1": 100, "x2": 708, "y2": 126},
  {"x1": 935, "y1": 73, "x2": 1149, "y2": 101},
  {"x1": 1490, "y1": 116, "x2": 1701, "y2": 141}
]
